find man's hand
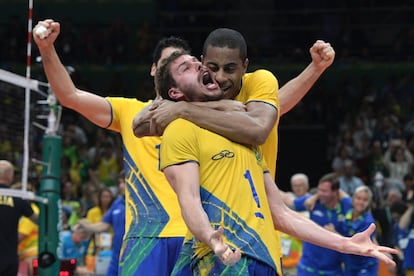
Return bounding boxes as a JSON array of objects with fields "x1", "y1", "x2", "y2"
[
  {"x1": 132, "y1": 100, "x2": 178, "y2": 137},
  {"x1": 148, "y1": 100, "x2": 181, "y2": 136},
  {"x1": 33, "y1": 19, "x2": 60, "y2": 49},
  {"x1": 309, "y1": 40, "x2": 335, "y2": 72},
  {"x1": 210, "y1": 227, "x2": 241, "y2": 266},
  {"x1": 343, "y1": 223, "x2": 398, "y2": 266},
  {"x1": 304, "y1": 194, "x2": 318, "y2": 210}
]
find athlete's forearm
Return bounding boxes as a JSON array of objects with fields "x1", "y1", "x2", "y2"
[
  {"x1": 164, "y1": 164, "x2": 215, "y2": 246},
  {"x1": 78, "y1": 219, "x2": 110, "y2": 233},
  {"x1": 279, "y1": 62, "x2": 324, "y2": 116},
  {"x1": 40, "y1": 46, "x2": 79, "y2": 109},
  {"x1": 40, "y1": 47, "x2": 112, "y2": 127},
  {"x1": 179, "y1": 196, "x2": 215, "y2": 247},
  {"x1": 399, "y1": 204, "x2": 413, "y2": 230},
  {"x1": 180, "y1": 101, "x2": 276, "y2": 145},
  {"x1": 132, "y1": 104, "x2": 154, "y2": 137},
  {"x1": 264, "y1": 174, "x2": 345, "y2": 252}
]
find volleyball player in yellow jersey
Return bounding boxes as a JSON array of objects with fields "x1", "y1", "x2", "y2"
[
  {"x1": 155, "y1": 51, "x2": 398, "y2": 275},
  {"x1": 157, "y1": 52, "x2": 280, "y2": 274},
  {"x1": 33, "y1": 19, "x2": 194, "y2": 275},
  {"x1": 162, "y1": 118, "x2": 280, "y2": 274}
]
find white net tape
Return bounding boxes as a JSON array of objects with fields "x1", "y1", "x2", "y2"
[{"x1": 0, "y1": 188, "x2": 48, "y2": 204}]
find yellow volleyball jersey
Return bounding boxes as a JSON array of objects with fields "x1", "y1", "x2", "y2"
[
  {"x1": 18, "y1": 203, "x2": 39, "y2": 260},
  {"x1": 106, "y1": 97, "x2": 187, "y2": 238},
  {"x1": 160, "y1": 119, "x2": 280, "y2": 271},
  {"x1": 236, "y1": 69, "x2": 280, "y2": 179}
]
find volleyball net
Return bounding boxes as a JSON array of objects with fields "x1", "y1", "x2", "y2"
[{"x1": 0, "y1": 68, "x2": 60, "y2": 204}]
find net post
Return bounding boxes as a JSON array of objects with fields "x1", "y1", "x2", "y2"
[{"x1": 38, "y1": 134, "x2": 62, "y2": 276}]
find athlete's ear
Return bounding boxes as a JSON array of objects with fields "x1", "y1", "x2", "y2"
[
  {"x1": 150, "y1": 62, "x2": 157, "y2": 77},
  {"x1": 200, "y1": 55, "x2": 204, "y2": 62},
  {"x1": 168, "y1": 87, "x2": 185, "y2": 101},
  {"x1": 242, "y1": 58, "x2": 249, "y2": 74}
]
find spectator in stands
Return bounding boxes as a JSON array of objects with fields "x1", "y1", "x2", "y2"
[
  {"x1": 372, "y1": 114, "x2": 400, "y2": 151},
  {"x1": 367, "y1": 140, "x2": 389, "y2": 182},
  {"x1": 403, "y1": 173, "x2": 414, "y2": 202},
  {"x1": 390, "y1": 200, "x2": 409, "y2": 276},
  {"x1": 372, "y1": 187, "x2": 403, "y2": 247},
  {"x1": 96, "y1": 142, "x2": 119, "y2": 188},
  {"x1": 85, "y1": 187, "x2": 114, "y2": 259},
  {"x1": 293, "y1": 173, "x2": 352, "y2": 275},
  {"x1": 383, "y1": 139, "x2": 414, "y2": 184},
  {"x1": 58, "y1": 224, "x2": 90, "y2": 270},
  {"x1": 338, "y1": 159, "x2": 365, "y2": 196},
  {"x1": 60, "y1": 178, "x2": 81, "y2": 227},
  {"x1": 331, "y1": 145, "x2": 352, "y2": 176},
  {"x1": 338, "y1": 185, "x2": 379, "y2": 275},
  {"x1": 395, "y1": 201, "x2": 414, "y2": 275}
]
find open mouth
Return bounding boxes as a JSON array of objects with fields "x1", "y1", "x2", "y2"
[
  {"x1": 201, "y1": 70, "x2": 218, "y2": 90},
  {"x1": 202, "y1": 71, "x2": 214, "y2": 85}
]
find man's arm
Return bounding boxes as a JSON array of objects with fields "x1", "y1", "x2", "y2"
[
  {"x1": 278, "y1": 40, "x2": 335, "y2": 115},
  {"x1": 134, "y1": 99, "x2": 277, "y2": 145},
  {"x1": 399, "y1": 204, "x2": 413, "y2": 230},
  {"x1": 78, "y1": 218, "x2": 111, "y2": 233},
  {"x1": 263, "y1": 173, "x2": 397, "y2": 266},
  {"x1": 132, "y1": 99, "x2": 246, "y2": 137},
  {"x1": 33, "y1": 19, "x2": 112, "y2": 128},
  {"x1": 163, "y1": 162, "x2": 241, "y2": 265}
]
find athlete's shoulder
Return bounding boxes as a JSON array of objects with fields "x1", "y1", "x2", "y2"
[
  {"x1": 244, "y1": 69, "x2": 277, "y2": 82},
  {"x1": 106, "y1": 97, "x2": 152, "y2": 106},
  {"x1": 167, "y1": 118, "x2": 198, "y2": 132}
]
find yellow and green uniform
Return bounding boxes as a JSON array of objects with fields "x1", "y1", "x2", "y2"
[
  {"x1": 106, "y1": 98, "x2": 187, "y2": 274},
  {"x1": 107, "y1": 98, "x2": 187, "y2": 239},
  {"x1": 161, "y1": 118, "x2": 280, "y2": 273},
  {"x1": 170, "y1": 69, "x2": 283, "y2": 275}
]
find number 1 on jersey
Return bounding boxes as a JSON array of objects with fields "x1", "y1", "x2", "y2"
[{"x1": 244, "y1": 170, "x2": 264, "y2": 219}]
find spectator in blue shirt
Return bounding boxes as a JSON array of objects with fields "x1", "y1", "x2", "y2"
[
  {"x1": 337, "y1": 185, "x2": 379, "y2": 275},
  {"x1": 58, "y1": 224, "x2": 90, "y2": 266},
  {"x1": 294, "y1": 173, "x2": 353, "y2": 275},
  {"x1": 396, "y1": 202, "x2": 414, "y2": 275}
]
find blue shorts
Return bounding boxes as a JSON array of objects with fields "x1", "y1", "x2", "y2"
[
  {"x1": 193, "y1": 252, "x2": 276, "y2": 276},
  {"x1": 119, "y1": 236, "x2": 184, "y2": 276}
]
